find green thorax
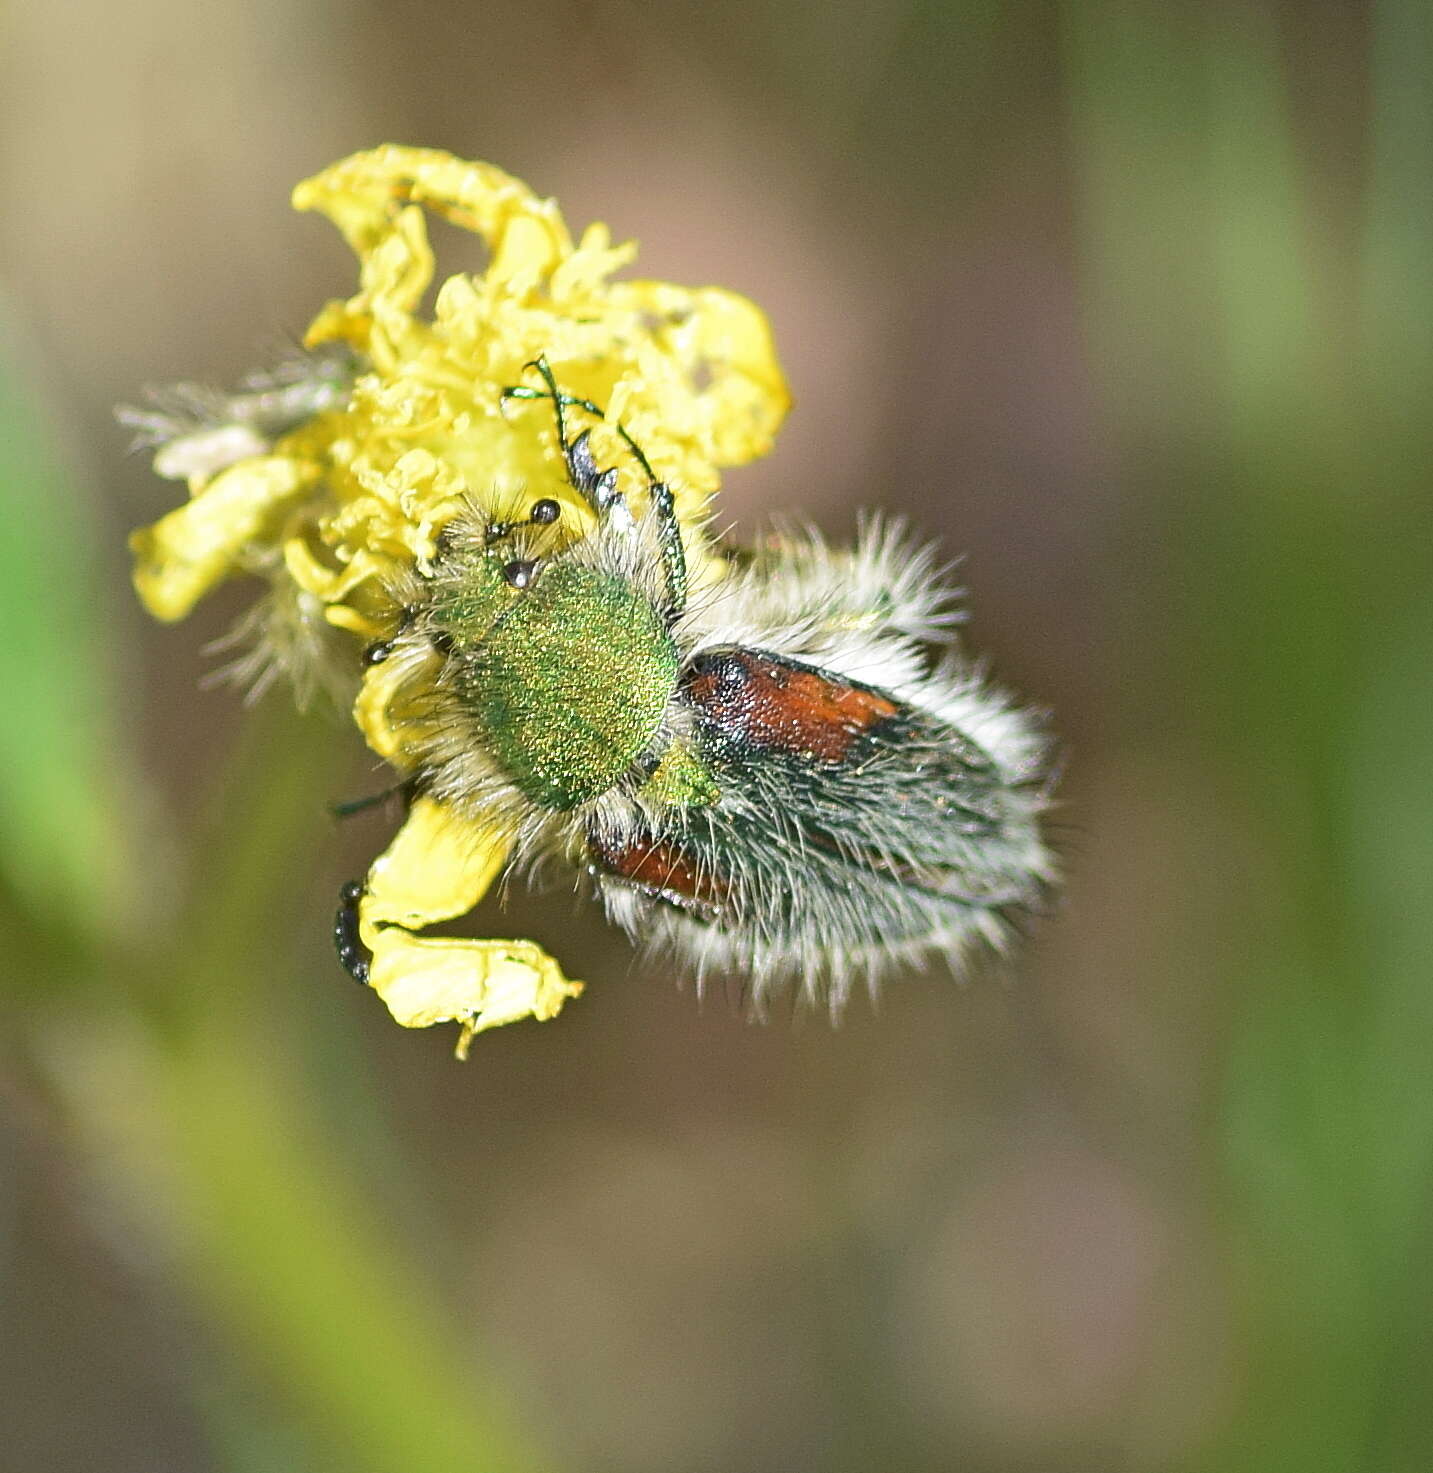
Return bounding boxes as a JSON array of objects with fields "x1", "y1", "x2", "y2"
[{"x1": 455, "y1": 563, "x2": 679, "y2": 810}]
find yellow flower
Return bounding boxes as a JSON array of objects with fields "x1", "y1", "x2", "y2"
[{"x1": 130, "y1": 145, "x2": 790, "y2": 1055}]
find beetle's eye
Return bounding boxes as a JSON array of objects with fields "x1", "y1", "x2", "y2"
[
  {"x1": 502, "y1": 558, "x2": 539, "y2": 589},
  {"x1": 530, "y1": 498, "x2": 561, "y2": 525}
]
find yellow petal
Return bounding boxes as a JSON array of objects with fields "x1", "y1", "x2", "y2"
[
  {"x1": 130, "y1": 456, "x2": 318, "y2": 621},
  {"x1": 366, "y1": 930, "x2": 584, "y2": 1058},
  {"x1": 358, "y1": 797, "x2": 583, "y2": 1054},
  {"x1": 361, "y1": 797, "x2": 506, "y2": 930},
  {"x1": 282, "y1": 537, "x2": 380, "y2": 604},
  {"x1": 324, "y1": 603, "x2": 387, "y2": 640},
  {"x1": 292, "y1": 145, "x2": 571, "y2": 281},
  {"x1": 550, "y1": 223, "x2": 637, "y2": 302},
  {"x1": 607, "y1": 282, "x2": 791, "y2": 465},
  {"x1": 352, "y1": 652, "x2": 430, "y2": 764}
]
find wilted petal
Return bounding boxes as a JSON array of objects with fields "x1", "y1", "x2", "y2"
[
  {"x1": 130, "y1": 456, "x2": 317, "y2": 621},
  {"x1": 359, "y1": 798, "x2": 583, "y2": 1053},
  {"x1": 361, "y1": 796, "x2": 506, "y2": 930}
]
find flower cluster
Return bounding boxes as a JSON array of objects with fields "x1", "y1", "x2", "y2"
[{"x1": 130, "y1": 146, "x2": 790, "y2": 1054}]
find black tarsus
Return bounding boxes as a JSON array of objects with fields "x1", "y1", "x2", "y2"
[
  {"x1": 334, "y1": 881, "x2": 371, "y2": 984},
  {"x1": 329, "y1": 775, "x2": 418, "y2": 820}
]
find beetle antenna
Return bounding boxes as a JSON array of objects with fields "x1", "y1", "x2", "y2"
[{"x1": 500, "y1": 359, "x2": 687, "y2": 618}]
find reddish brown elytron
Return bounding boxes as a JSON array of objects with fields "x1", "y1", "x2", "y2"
[
  {"x1": 682, "y1": 649, "x2": 899, "y2": 763},
  {"x1": 589, "y1": 832, "x2": 731, "y2": 918}
]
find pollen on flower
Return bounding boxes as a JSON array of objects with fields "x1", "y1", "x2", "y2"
[{"x1": 127, "y1": 144, "x2": 791, "y2": 1050}]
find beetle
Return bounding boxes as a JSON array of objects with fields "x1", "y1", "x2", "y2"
[{"x1": 337, "y1": 359, "x2": 1054, "y2": 1009}]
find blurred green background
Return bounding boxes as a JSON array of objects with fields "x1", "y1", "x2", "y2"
[{"x1": 2, "y1": 2, "x2": 1431, "y2": 1469}]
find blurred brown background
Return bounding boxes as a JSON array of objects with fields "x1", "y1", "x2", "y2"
[{"x1": 2, "y1": 2, "x2": 1431, "y2": 1470}]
